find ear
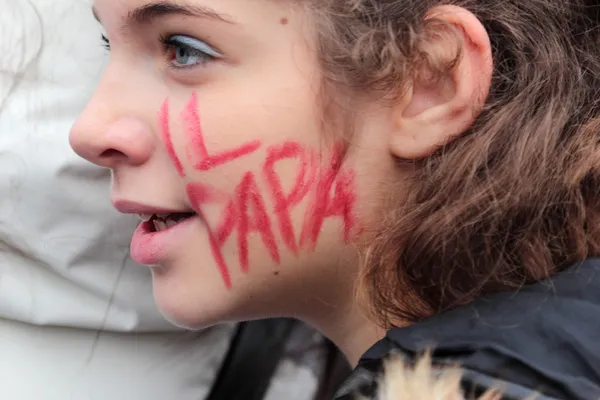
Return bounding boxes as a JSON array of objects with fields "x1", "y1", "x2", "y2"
[{"x1": 389, "y1": 5, "x2": 493, "y2": 160}]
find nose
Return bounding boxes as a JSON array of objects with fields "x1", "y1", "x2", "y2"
[{"x1": 70, "y1": 106, "x2": 156, "y2": 169}]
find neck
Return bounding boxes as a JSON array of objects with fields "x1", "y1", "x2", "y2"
[
  {"x1": 294, "y1": 265, "x2": 385, "y2": 366},
  {"x1": 307, "y1": 303, "x2": 384, "y2": 366}
]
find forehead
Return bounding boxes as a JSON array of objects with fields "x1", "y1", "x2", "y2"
[{"x1": 93, "y1": 0, "x2": 295, "y2": 30}]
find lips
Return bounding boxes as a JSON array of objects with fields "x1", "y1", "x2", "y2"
[
  {"x1": 111, "y1": 199, "x2": 200, "y2": 265},
  {"x1": 130, "y1": 214, "x2": 200, "y2": 265},
  {"x1": 112, "y1": 199, "x2": 192, "y2": 215}
]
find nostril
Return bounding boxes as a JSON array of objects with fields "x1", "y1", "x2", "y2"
[
  {"x1": 82, "y1": 117, "x2": 155, "y2": 167},
  {"x1": 99, "y1": 148, "x2": 127, "y2": 161}
]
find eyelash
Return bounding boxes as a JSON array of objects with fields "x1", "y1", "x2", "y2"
[
  {"x1": 159, "y1": 35, "x2": 220, "y2": 69},
  {"x1": 99, "y1": 34, "x2": 220, "y2": 69}
]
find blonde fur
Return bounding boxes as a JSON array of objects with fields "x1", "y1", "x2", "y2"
[{"x1": 369, "y1": 354, "x2": 504, "y2": 400}]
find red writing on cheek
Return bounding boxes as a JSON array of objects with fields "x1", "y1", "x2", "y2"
[
  {"x1": 237, "y1": 172, "x2": 280, "y2": 271},
  {"x1": 187, "y1": 173, "x2": 281, "y2": 286},
  {"x1": 159, "y1": 100, "x2": 186, "y2": 177},
  {"x1": 263, "y1": 142, "x2": 317, "y2": 255},
  {"x1": 301, "y1": 144, "x2": 357, "y2": 248},
  {"x1": 187, "y1": 183, "x2": 236, "y2": 289},
  {"x1": 162, "y1": 94, "x2": 359, "y2": 289},
  {"x1": 187, "y1": 141, "x2": 358, "y2": 289},
  {"x1": 325, "y1": 169, "x2": 357, "y2": 242},
  {"x1": 183, "y1": 93, "x2": 261, "y2": 171}
]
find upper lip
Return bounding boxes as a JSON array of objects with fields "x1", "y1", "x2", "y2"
[{"x1": 112, "y1": 199, "x2": 194, "y2": 215}]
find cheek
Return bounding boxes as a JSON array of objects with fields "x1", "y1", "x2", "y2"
[
  {"x1": 160, "y1": 92, "x2": 361, "y2": 290},
  {"x1": 186, "y1": 141, "x2": 360, "y2": 291},
  {"x1": 158, "y1": 93, "x2": 263, "y2": 176},
  {"x1": 159, "y1": 100, "x2": 186, "y2": 177}
]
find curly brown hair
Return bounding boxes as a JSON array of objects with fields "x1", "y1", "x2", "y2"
[{"x1": 308, "y1": 0, "x2": 600, "y2": 327}]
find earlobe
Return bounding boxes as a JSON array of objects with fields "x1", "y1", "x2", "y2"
[{"x1": 390, "y1": 5, "x2": 493, "y2": 160}]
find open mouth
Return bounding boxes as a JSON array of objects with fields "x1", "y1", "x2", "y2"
[{"x1": 140, "y1": 213, "x2": 197, "y2": 233}]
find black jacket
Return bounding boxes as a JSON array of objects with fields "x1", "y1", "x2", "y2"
[{"x1": 335, "y1": 259, "x2": 600, "y2": 399}]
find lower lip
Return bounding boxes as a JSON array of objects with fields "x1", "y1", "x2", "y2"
[{"x1": 130, "y1": 216, "x2": 199, "y2": 265}]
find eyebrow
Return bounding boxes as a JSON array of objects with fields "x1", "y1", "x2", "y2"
[{"x1": 92, "y1": 1, "x2": 236, "y2": 25}]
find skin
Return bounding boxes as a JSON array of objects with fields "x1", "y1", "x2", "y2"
[{"x1": 70, "y1": 0, "x2": 492, "y2": 366}]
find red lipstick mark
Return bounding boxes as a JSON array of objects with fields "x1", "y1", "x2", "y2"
[
  {"x1": 215, "y1": 200, "x2": 238, "y2": 247},
  {"x1": 325, "y1": 169, "x2": 357, "y2": 242},
  {"x1": 185, "y1": 140, "x2": 358, "y2": 290},
  {"x1": 159, "y1": 100, "x2": 185, "y2": 177},
  {"x1": 264, "y1": 141, "x2": 316, "y2": 254},
  {"x1": 186, "y1": 182, "x2": 225, "y2": 204},
  {"x1": 237, "y1": 172, "x2": 280, "y2": 271},
  {"x1": 183, "y1": 92, "x2": 261, "y2": 171},
  {"x1": 301, "y1": 144, "x2": 357, "y2": 248},
  {"x1": 187, "y1": 183, "x2": 235, "y2": 289}
]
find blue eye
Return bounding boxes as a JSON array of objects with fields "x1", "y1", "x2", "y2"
[{"x1": 161, "y1": 35, "x2": 221, "y2": 68}]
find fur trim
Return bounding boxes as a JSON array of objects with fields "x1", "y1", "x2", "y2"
[{"x1": 371, "y1": 354, "x2": 504, "y2": 400}]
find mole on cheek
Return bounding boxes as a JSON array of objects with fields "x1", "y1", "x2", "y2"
[{"x1": 280, "y1": 17, "x2": 288, "y2": 25}]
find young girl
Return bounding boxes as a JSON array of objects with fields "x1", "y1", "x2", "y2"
[{"x1": 70, "y1": 0, "x2": 600, "y2": 398}]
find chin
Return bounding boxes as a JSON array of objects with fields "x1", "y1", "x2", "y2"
[
  {"x1": 151, "y1": 271, "x2": 229, "y2": 330},
  {"x1": 161, "y1": 311, "x2": 214, "y2": 330},
  {"x1": 155, "y1": 292, "x2": 224, "y2": 330}
]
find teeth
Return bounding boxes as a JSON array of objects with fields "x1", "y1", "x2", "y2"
[
  {"x1": 153, "y1": 219, "x2": 168, "y2": 232},
  {"x1": 138, "y1": 213, "x2": 154, "y2": 222},
  {"x1": 153, "y1": 216, "x2": 180, "y2": 232},
  {"x1": 165, "y1": 218, "x2": 179, "y2": 229},
  {"x1": 150, "y1": 213, "x2": 195, "y2": 232}
]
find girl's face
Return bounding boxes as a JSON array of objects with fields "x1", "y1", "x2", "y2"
[{"x1": 70, "y1": 0, "x2": 393, "y2": 328}]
